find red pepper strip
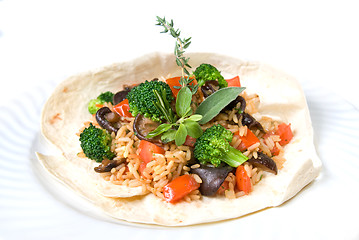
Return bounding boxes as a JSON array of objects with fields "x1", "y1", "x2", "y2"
[
  {"x1": 234, "y1": 128, "x2": 260, "y2": 152},
  {"x1": 276, "y1": 123, "x2": 293, "y2": 146},
  {"x1": 166, "y1": 76, "x2": 197, "y2": 98},
  {"x1": 236, "y1": 165, "x2": 251, "y2": 194},
  {"x1": 225, "y1": 76, "x2": 241, "y2": 87},
  {"x1": 163, "y1": 175, "x2": 200, "y2": 203},
  {"x1": 138, "y1": 140, "x2": 165, "y2": 176},
  {"x1": 113, "y1": 99, "x2": 132, "y2": 118}
]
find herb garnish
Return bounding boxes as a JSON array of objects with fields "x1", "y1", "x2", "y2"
[
  {"x1": 152, "y1": 87, "x2": 177, "y2": 124},
  {"x1": 149, "y1": 16, "x2": 246, "y2": 146},
  {"x1": 195, "y1": 87, "x2": 245, "y2": 124},
  {"x1": 156, "y1": 16, "x2": 194, "y2": 90},
  {"x1": 147, "y1": 86, "x2": 203, "y2": 146}
]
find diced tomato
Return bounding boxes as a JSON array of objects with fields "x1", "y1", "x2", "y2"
[
  {"x1": 225, "y1": 76, "x2": 241, "y2": 87},
  {"x1": 263, "y1": 130, "x2": 279, "y2": 155},
  {"x1": 138, "y1": 140, "x2": 165, "y2": 175},
  {"x1": 138, "y1": 162, "x2": 147, "y2": 176},
  {"x1": 183, "y1": 135, "x2": 196, "y2": 147},
  {"x1": 216, "y1": 181, "x2": 230, "y2": 195},
  {"x1": 163, "y1": 175, "x2": 200, "y2": 203},
  {"x1": 234, "y1": 128, "x2": 260, "y2": 152},
  {"x1": 166, "y1": 76, "x2": 197, "y2": 98},
  {"x1": 236, "y1": 165, "x2": 251, "y2": 194},
  {"x1": 113, "y1": 99, "x2": 132, "y2": 118},
  {"x1": 276, "y1": 123, "x2": 293, "y2": 146},
  {"x1": 270, "y1": 145, "x2": 280, "y2": 156},
  {"x1": 262, "y1": 123, "x2": 293, "y2": 156}
]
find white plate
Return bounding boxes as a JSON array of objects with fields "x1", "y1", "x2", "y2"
[{"x1": 1, "y1": 80, "x2": 359, "y2": 240}]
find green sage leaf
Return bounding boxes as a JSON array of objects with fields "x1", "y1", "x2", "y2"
[
  {"x1": 146, "y1": 124, "x2": 173, "y2": 138},
  {"x1": 161, "y1": 129, "x2": 177, "y2": 144},
  {"x1": 196, "y1": 87, "x2": 245, "y2": 124},
  {"x1": 175, "y1": 123, "x2": 187, "y2": 146},
  {"x1": 183, "y1": 107, "x2": 193, "y2": 118},
  {"x1": 183, "y1": 120, "x2": 203, "y2": 138},
  {"x1": 186, "y1": 114, "x2": 202, "y2": 122},
  {"x1": 176, "y1": 86, "x2": 192, "y2": 117}
]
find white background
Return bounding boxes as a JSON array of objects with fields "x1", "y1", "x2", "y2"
[
  {"x1": 1, "y1": 1, "x2": 359, "y2": 239},
  {"x1": 1, "y1": 0, "x2": 359, "y2": 109}
]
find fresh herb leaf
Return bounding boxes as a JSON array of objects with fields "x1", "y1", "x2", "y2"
[
  {"x1": 196, "y1": 87, "x2": 245, "y2": 124},
  {"x1": 186, "y1": 114, "x2": 202, "y2": 122},
  {"x1": 175, "y1": 123, "x2": 187, "y2": 146},
  {"x1": 161, "y1": 129, "x2": 177, "y2": 143},
  {"x1": 183, "y1": 107, "x2": 193, "y2": 118},
  {"x1": 183, "y1": 120, "x2": 203, "y2": 138},
  {"x1": 176, "y1": 86, "x2": 192, "y2": 117},
  {"x1": 146, "y1": 123, "x2": 173, "y2": 138}
]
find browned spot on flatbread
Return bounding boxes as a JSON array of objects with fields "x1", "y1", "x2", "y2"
[
  {"x1": 62, "y1": 87, "x2": 69, "y2": 93},
  {"x1": 49, "y1": 113, "x2": 62, "y2": 124}
]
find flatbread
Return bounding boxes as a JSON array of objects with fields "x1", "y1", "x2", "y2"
[{"x1": 37, "y1": 52, "x2": 321, "y2": 226}]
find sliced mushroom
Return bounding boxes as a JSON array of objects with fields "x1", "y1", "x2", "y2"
[
  {"x1": 105, "y1": 111, "x2": 121, "y2": 123},
  {"x1": 133, "y1": 114, "x2": 162, "y2": 145},
  {"x1": 248, "y1": 152, "x2": 277, "y2": 175},
  {"x1": 239, "y1": 112, "x2": 265, "y2": 132},
  {"x1": 96, "y1": 107, "x2": 120, "y2": 134},
  {"x1": 201, "y1": 80, "x2": 220, "y2": 97},
  {"x1": 191, "y1": 164, "x2": 233, "y2": 196},
  {"x1": 94, "y1": 158, "x2": 125, "y2": 173},
  {"x1": 113, "y1": 89, "x2": 131, "y2": 105},
  {"x1": 224, "y1": 95, "x2": 246, "y2": 112}
]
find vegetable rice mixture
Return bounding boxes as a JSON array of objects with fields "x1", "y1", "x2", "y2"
[
  {"x1": 76, "y1": 16, "x2": 293, "y2": 203},
  {"x1": 78, "y1": 70, "x2": 293, "y2": 203}
]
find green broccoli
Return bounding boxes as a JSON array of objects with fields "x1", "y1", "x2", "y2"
[
  {"x1": 88, "y1": 91, "x2": 115, "y2": 114},
  {"x1": 79, "y1": 123, "x2": 115, "y2": 162},
  {"x1": 193, "y1": 63, "x2": 228, "y2": 89},
  {"x1": 194, "y1": 124, "x2": 248, "y2": 167},
  {"x1": 126, "y1": 80, "x2": 174, "y2": 122}
]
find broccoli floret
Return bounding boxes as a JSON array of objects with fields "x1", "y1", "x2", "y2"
[
  {"x1": 98, "y1": 91, "x2": 115, "y2": 103},
  {"x1": 126, "y1": 80, "x2": 174, "y2": 122},
  {"x1": 194, "y1": 124, "x2": 248, "y2": 167},
  {"x1": 193, "y1": 63, "x2": 228, "y2": 89},
  {"x1": 88, "y1": 91, "x2": 115, "y2": 114},
  {"x1": 79, "y1": 123, "x2": 115, "y2": 162}
]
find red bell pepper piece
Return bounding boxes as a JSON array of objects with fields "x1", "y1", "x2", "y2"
[
  {"x1": 166, "y1": 76, "x2": 197, "y2": 98},
  {"x1": 138, "y1": 140, "x2": 165, "y2": 175},
  {"x1": 234, "y1": 128, "x2": 260, "y2": 151},
  {"x1": 113, "y1": 99, "x2": 132, "y2": 118},
  {"x1": 276, "y1": 123, "x2": 293, "y2": 146},
  {"x1": 236, "y1": 165, "x2": 251, "y2": 194},
  {"x1": 225, "y1": 76, "x2": 241, "y2": 87},
  {"x1": 163, "y1": 174, "x2": 200, "y2": 203}
]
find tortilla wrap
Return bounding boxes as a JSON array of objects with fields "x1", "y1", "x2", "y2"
[{"x1": 37, "y1": 52, "x2": 321, "y2": 226}]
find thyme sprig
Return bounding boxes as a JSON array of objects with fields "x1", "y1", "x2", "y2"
[{"x1": 156, "y1": 16, "x2": 193, "y2": 88}]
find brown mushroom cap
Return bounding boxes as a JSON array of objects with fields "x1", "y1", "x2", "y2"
[
  {"x1": 191, "y1": 164, "x2": 233, "y2": 196},
  {"x1": 95, "y1": 107, "x2": 120, "y2": 134},
  {"x1": 94, "y1": 159, "x2": 125, "y2": 173},
  {"x1": 248, "y1": 152, "x2": 278, "y2": 175},
  {"x1": 133, "y1": 114, "x2": 162, "y2": 145}
]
